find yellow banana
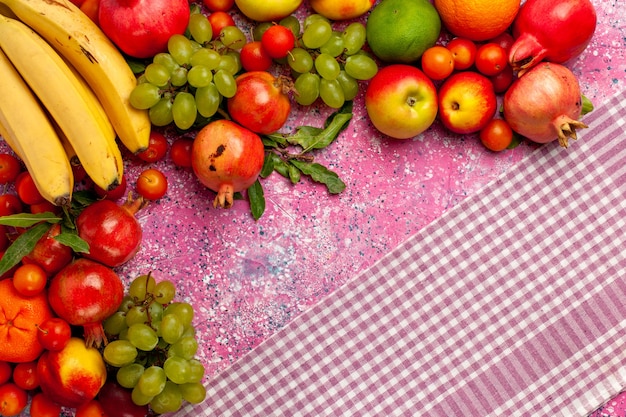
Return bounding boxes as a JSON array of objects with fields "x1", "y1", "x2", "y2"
[
  {"x1": 0, "y1": 0, "x2": 151, "y2": 154},
  {"x1": 0, "y1": 48, "x2": 73, "y2": 207},
  {"x1": 0, "y1": 14, "x2": 123, "y2": 191}
]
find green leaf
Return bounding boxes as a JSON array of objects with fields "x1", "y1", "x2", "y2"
[
  {"x1": 54, "y1": 231, "x2": 90, "y2": 254},
  {"x1": 0, "y1": 222, "x2": 51, "y2": 276},
  {"x1": 0, "y1": 212, "x2": 61, "y2": 227},
  {"x1": 286, "y1": 111, "x2": 353, "y2": 152},
  {"x1": 288, "y1": 163, "x2": 301, "y2": 184},
  {"x1": 247, "y1": 180, "x2": 266, "y2": 221},
  {"x1": 290, "y1": 160, "x2": 346, "y2": 194},
  {"x1": 260, "y1": 152, "x2": 276, "y2": 178}
]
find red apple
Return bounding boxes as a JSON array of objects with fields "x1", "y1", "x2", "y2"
[
  {"x1": 37, "y1": 338, "x2": 107, "y2": 408},
  {"x1": 98, "y1": 0, "x2": 190, "y2": 59},
  {"x1": 365, "y1": 64, "x2": 438, "y2": 139},
  {"x1": 437, "y1": 71, "x2": 498, "y2": 135},
  {"x1": 309, "y1": 0, "x2": 376, "y2": 20}
]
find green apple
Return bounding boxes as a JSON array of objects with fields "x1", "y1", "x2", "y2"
[{"x1": 365, "y1": 64, "x2": 438, "y2": 139}]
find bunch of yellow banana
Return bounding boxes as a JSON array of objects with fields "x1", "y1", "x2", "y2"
[{"x1": 0, "y1": 0, "x2": 151, "y2": 207}]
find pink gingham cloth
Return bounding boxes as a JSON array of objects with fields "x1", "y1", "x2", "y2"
[{"x1": 189, "y1": 91, "x2": 626, "y2": 417}]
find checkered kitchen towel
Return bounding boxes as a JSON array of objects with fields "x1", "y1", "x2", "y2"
[{"x1": 189, "y1": 91, "x2": 626, "y2": 417}]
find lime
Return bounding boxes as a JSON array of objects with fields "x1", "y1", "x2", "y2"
[{"x1": 366, "y1": 0, "x2": 442, "y2": 63}]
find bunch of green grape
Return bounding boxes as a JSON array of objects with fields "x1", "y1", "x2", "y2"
[
  {"x1": 255, "y1": 14, "x2": 378, "y2": 109},
  {"x1": 102, "y1": 273, "x2": 206, "y2": 414},
  {"x1": 129, "y1": 10, "x2": 246, "y2": 130}
]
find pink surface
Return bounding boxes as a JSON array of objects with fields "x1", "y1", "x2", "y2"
[{"x1": 2, "y1": 0, "x2": 625, "y2": 415}]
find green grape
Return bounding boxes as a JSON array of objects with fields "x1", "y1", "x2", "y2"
[
  {"x1": 170, "y1": 66, "x2": 188, "y2": 87},
  {"x1": 168, "y1": 34, "x2": 194, "y2": 65},
  {"x1": 164, "y1": 302, "x2": 194, "y2": 329},
  {"x1": 163, "y1": 356, "x2": 191, "y2": 384},
  {"x1": 219, "y1": 25, "x2": 246, "y2": 50},
  {"x1": 225, "y1": 50, "x2": 242, "y2": 74},
  {"x1": 213, "y1": 69, "x2": 237, "y2": 98},
  {"x1": 315, "y1": 53, "x2": 341, "y2": 80},
  {"x1": 150, "y1": 381, "x2": 183, "y2": 414},
  {"x1": 154, "y1": 280, "x2": 176, "y2": 305},
  {"x1": 160, "y1": 313, "x2": 184, "y2": 344},
  {"x1": 144, "y1": 63, "x2": 170, "y2": 87},
  {"x1": 190, "y1": 48, "x2": 222, "y2": 70},
  {"x1": 287, "y1": 47, "x2": 313, "y2": 74},
  {"x1": 152, "y1": 52, "x2": 179, "y2": 73},
  {"x1": 118, "y1": 295, "x2": 135, "y2": 313},
  {"x1": 103, "y1": 311, "x2": 128, "y2": 336},
  {"x1": 294, "y1": 73, "x2": 320, "y2": 106},
  {"x1": 103, "y1": 340, "x2": 138, "y2": 367},
  {"x1": 181, "y1": 325, "x2": 196, "y2": 338},
  {"x1": 320, "y1": 31, "x2": 345, "y2": 57},
  {"x1": 337, "y1": 70, "x2": 359, "y2": 101},
  {"x1": 137, "y1": 365, "x2": 167, "y2": 397},
  {"x1": 187, "y1": 65, "x2": 213, "y2": 88},
  {"x1": 188, "y1": 359, "x2": 206, "y2": 383},
  {"x1": 117, "y1": 363, "x2": 145, "y2": 389},
  {"x1": 252, "y1": 22, "x2": 272, "y2": 41},
  {"x1": 188, "y1": 12, "x2": 212, "y2": 44},
  {"x1": 344, "y1": 54, "x2": 378, "y2": 80},
  {"x1": 149, "y1": 97, "x2": 174, "y2": 127},
  {"x1": 195, "y1": 83, "x2": 221, "y2": 118},
  {"x1": 127, "y1": 323, "x2": 159, "y2": 351},
  {"x1": 132, "y1": 385, "x2": 153, "y2": 406},
  {"x1": 342, "y1": 22, "x2": 367, "y2": 55},
  {"x1": 320, "y1": 78, "x2": 345, "y2": 109},
  {"x1": 279, "y1": 15, "x2": 301, "y2": 38},
  {"x1": 129, "y1": 274, "x2": 156, "y2": 301},
  {"x1": 129, "y1": 83, "x2": 161, "y2": 110},
  {"x1": 172, "y1": 92, "x2": 197, "y2": 130},
  {"x1": 125, "y1": 305, "x2": 149, "y2": 326},
  {"x1": 303, "y1": 13, "x2": 329, "y2": 29},
  {"x1": 302, "y1": 19, "x2": 332, "y2": 49},
  {"x1": 216, "y1": 53, "x2": 240, "y2": 75},
  {"x1": 147, "y1": 300, "x2": 164, "y2": 323},
  {"x1": 179, "y1": 382, "x2": 207, "y2": 404},
  {"x1": 190, "y1": 40, "x2": 204, "y2": 52},
  {"x1": 170, "y1": 336, "x2": 198, "y2": 360}
]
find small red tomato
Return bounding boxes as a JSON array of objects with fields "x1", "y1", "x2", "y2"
[
  {"x1": 30, "y1": 392, "x2": 63, "y2": 417},
  {"x1": 0, "y1": 153, "x2": 21, "y2": 184},
  {"x1": 490, "y1": 64, "x2": 514, "y2": 94},
  {"x1": 170, "y1": 137, "x2": 194, "y2": 168},
  {"x1": 240, "y1": 41, "x2": 273, "y2": 72},
  {"x1": 15, "y1": 171, "x2": 45, "y2": 206},
  {"x1": 12, "y1": 263, "x2": 48, "y2": 297},
  {"x1": 72, "y1": 163, "x2": 88, "y2": 183},
  {"x1": 208, "y1": 11, "x2": 235, "y2": 40},
  {"x1": 29, "y1": 200, "x2": 60, "y2": 215},
  {"x1": 202, "y1": 0, "x2": 234, "y2": 11},
  {"x1": 446, "y1": 37, "x2": 477, "y2": 71},
  {"x1": 0, "y1": 383, "x2": 28, "y2": 416},
  {"x1": 261, "y1": 24, "x2": 295, "y2": 59},
  {"x1": 136, "y1": 131, "x2": 168, "y2": 163},
  {"x1": 489, "y1": 31, "x2": 515, "y2": 54},
  {"x1": 12, "y1": 361, "x2": 39, "y2": 391},
  {"x1": 136, "y1": 168, "x2": 168, "y2": 200},
  {"x1": 36, "y1": 317, "x2": 72, "y2": 351},
  {"x1": 0, "y1": 193, "x2": 23, "y2": 217},
  {"x1": 0, "y1": 361, "x2": 11, "y2": 385},
  {"x1": 479, "y1": 119, "x2": 514, "y2": 152},
  {"x1": 0, "y1": 225, "x2": 10, "y2": 253},
  {"x1": 94, "y1": 174, "x2": 128, "y2": 201},
  {"x1": 475, "y1": 43, "x2": 507, "y2": 76},
  {"x1": 421, "y1": 45, "x2": 454, "y2": 81}
]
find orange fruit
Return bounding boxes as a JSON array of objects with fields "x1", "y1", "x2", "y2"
[
  {"x1": 0, "y1": 279, "x2": 53, "y2": 363},
  {"x1": 433, "y1": 0, "x2": 520, "y2": 41}
]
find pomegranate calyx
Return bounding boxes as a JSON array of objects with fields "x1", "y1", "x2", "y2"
[
  {"x1": 557, "y1": 119, "x2": 589, "y2": 148},
  {"x1": 214, "y1": 184, "x2": 235, "y2": 209},
  {"x1": 121, "y1": 192, "x2": 148, "y2": 216},
  {"x1": 509, "y1": 34, "x2": 547, "y2": 75},
  {"x1": 83, "y1": 322, "x2": 108, "y2": 348}
]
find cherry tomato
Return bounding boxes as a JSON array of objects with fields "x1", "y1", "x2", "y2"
[
  {"x1": 37, "y1": 317, "x2": 72, "y2": 351},
  {"x1": 12, "y1": 361, "x2": 39, "y2": 391},
  {"x1": 208, "y1": 11, "x2": 235, "y2": 40},
  {"x1": 479, "y1": 119, "x2": 514, "y2": 152},
  {"x1": 79, "y1": 0, "x2": 100, "y2": 24},
  {"x1": 170, "y1": 137, "x2": 194, "y2": 168},
  {"x1": 0, "y1": 193, "x2": 23, "y2": 217},
  {"x1": 0, "y1": 225, "x2": 10, "y2": 253},
  {"x1": 136, "y1": 131, "x2": 168, "y2": 163},
  {"x1": 75, "y1": 399, "x2": 107, "y2": 417},
  {"x1": 490, "y1": 64, "x2": 514, "y2": 94},
  {"x1": 29, "y1": 200, "x2": 60, "y2": 215},
  {"x1": 240, "y1": 41, "x2": 273, "y2": 72},
  {"x1": 136, "y1": 168, "x2": 168, "y2": 200},
  {"x1": 15, "y1": 171, "x2": 45, "y2": 206},
  {"x1": 0, "y1": 154, "x2": 21, "y2": 184},
  {"x1": 12, "y1": 263, "x2": 48, "y2": 297},
  {"x1": 475, "y1": 43, "x2": 508, "y2": 76},
  {"x1": 421, "y1": 45, "x2": 454, "y2": 81},
  {"x1": 94, "y1": 174, "x2": 128, "y2": 201},
  {"x1": 261, "y1": 24, "x2": 295, "y2": 59},
  {"x1": 0, "y1": 361, "x2": 11, "y2": 385},
  {"x1": 489, "y1": 31, "x2": 515, "y2": 54},
  {"x1": 202, "y1": 0, "x2": 234, "y2": 11},
  {"x1": 0, "y1": 383, "x2": 28, "y2": 416},
  {"x1": 72, "y1": 163, "x2": 88, "y2": 183},
  {"x1": 446, "y1": 37, "x2": 477, "y2": 71},
  {"x1": 30, "y1": 392, "x2": 63, "y2": 417}
]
